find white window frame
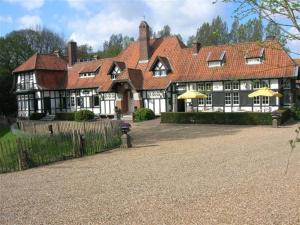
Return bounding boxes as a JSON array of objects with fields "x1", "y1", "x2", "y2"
[
  {"x1": 232, "y1": 81, "x2": 239, "y2": 90},
  {"x1": 233, "y1": 92, "x2": 239, "y2": 105},
  {"x1": 246, "y1": 57, "x2": 262, "y2": 65},
  {"x1": 153, "y1": 61, "x2": 167, "y2": 77},
  {"x1": 198, "y1": 83, "x2": 205, "y2": 91},
  {"x1": 253, "y1": 81, "x2": 260, "y2": 89},
  {"x1": 262, "y1": 96, "x2": 269, "y2": 105},
  {"x1": 205, "y1": 82, "x2": 212, "y2": 91},
  {"x1": 224, "y1": 82, "x2": 231, "y2": 90},
  {"x1": 225, "y1": 93, "x2": 231, "y2": 105},
  {"x1": 208, "y1": 61, "x2": 222, "y2": 68},
  {"x1": 261, "y1": 80, "x2": 269, "y2": 88},
  {"x1": 206, "y1": 93, "x2": 212, "y2": 105},
  {"x1": 253, "y1": 96, "x2": 260, "y2": 105}
]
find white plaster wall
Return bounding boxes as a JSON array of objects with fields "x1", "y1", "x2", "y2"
[
  {"x1": 240, "y1": 107, "x2": 252, "y2": 112},
  {"x1": 213, "y1": 82, "x2": 223, "y2": 91},
  {"x1": 270, "y1": 79, "x2": 279, "y2": 89},
  {"x1": 224, "y1": 107, "x2": 232, "y2": 112},
  {"x1": 240, "y1": 81, "x2": 252, "y2": 90},
  {"x1": 133, "y1": 92, "x2": 141, "y2": 101}
]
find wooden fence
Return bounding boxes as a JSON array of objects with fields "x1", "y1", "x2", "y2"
[{"x1": 0, "y1": 120, "x2": 122, "y2": 173}]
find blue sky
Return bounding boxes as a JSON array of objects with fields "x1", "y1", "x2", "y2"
[{"x1": 0, "y1": 0, "x2": 299, "y2": 56}]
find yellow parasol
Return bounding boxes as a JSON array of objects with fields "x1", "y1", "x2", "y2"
[
  {"x1": 177, "y1": 90, "x2": 207, "y2": 99},
  {"x1": 248, "y1": 87, "x2": 283, "y2": 98}
]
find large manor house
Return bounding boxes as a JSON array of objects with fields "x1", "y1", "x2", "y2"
[{"x1": 13, "y1": 21, "x2": 300, "y2": 118}]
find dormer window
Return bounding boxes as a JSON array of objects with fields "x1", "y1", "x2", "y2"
[
  {"x1": 153, "y1": 61, "x2": 167, "y2": 76},
  {"x1": 111, "y1": 65, "x2": 121, "y2": 80},
  {"x1": 149, "y1": 56, "x2": 172, "y2": 77},
  {"x1": 245, "y1": 48, "x2": 264, "y2": 65},
  {"x1": 108, "y1": 61, "x2": 126, "y2": 80},
  {"x1": 79, "y1": 65, "x2": 100, "y2": 78},
  {"x1": 207, "y1": 50, "x2": 226, "y2": 68}
]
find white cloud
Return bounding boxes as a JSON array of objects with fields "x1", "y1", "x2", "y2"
[
  {"x1": 18, "y1": 15, "x2": 42, "y2": 29},
  {"x1": 0, "y1": 16, "x2": 13, "y2": 23},
  {"x1": 66, "y1": 0, "x2": 225, "y2": 50},
  {"x1": 68, "y1": 11, "x2": 138, "y2": 49},
  {"x1": 4, "y1": 0, "x2": 44, "y2": 10}
]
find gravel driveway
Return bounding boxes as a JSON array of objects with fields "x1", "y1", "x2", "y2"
[{"x1": 1, "y1": 119, "x2": 300, "y2": 225}]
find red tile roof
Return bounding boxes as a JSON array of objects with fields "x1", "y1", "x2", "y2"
[
  {"x1": 14, "y1": 36, "x2": 296, "y2": 91},
  {"x1": 13, "y1": 53, "x2": 67, "y2": 73}
]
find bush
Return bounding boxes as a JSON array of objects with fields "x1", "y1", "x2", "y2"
[
  {"x1": 161, "y1": 112, "x2": 275, "y2": 125},
  {"x1": 74, "y1": 110, "x2": 94, "y2": 121},
  {"x1": 133, "y1": 108, "x2": 155, "y2": 122},
  {"x1": 55, "y1": 112, "x2": 75, "y2": 121},
  {"x1": 29, "y1": 112, "x2": 45, "y2": 120}
]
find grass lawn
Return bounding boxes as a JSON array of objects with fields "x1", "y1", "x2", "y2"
[{"x1": 0, "y1": 127, "x2": 16, "y2": 142}]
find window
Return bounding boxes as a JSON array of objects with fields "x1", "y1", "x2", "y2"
[
  {"x1": 224, "y1": 82, "x2": 231, "y2": 90},
  {"x1": 253, "y1": 81, "x2": 260, "y2": 89},
  {"x1": 225, "y1": 93, "x2": 231, "y2": 105},
  {"x1": 79, "y1": 72, "x2": 96, "y2": 78},
  {"x1": 208, "y1": 61, "x2": 222, "y2": 68},
  {"x1": 199, "y1": 98, "x2": 204, "y2": 105},
  {"x1": 232, "y1": 81, "x2": 239, "y2": 90},
  {"x1": 282, "y1": 79, "x2": 291, "y2": 89},
  {"x1": 153, "y1": 61, "x2": 167, "y2": 77},
  {"x1": 246, "y1": 58, "x2": 262, "y2": 65},
  {"x1": 198, "y1": 83, "x2": 205, "y2": 91},
  {"x1": 261, "y1": 80, "x2": 269, "y2": 88},
  {"x1": 206, "y1": 93, "x2": 212, "y2": 105},
  {"x1": 111, "y1": 65, "x2": 121, "y2": 80},
  {"x1": 233, "y1": 93, "x2": 239, "y2": 105},
  {"x1": 205, "y1": 82, "x2": 212, "y2": 91},
  {"x1": 93, "y1": 95, "x2": 99, "y2": 106},
  {"x1": 262, "y1": 96, "x2": 269, "y2": 105},
  {"x1": 76, "y1": 97, "x2": 83, "y2": 107},
  {"x1": 71, "y1": 97, "x2": 75, "y2": 106},
  {"x1": 253, "y1": 96, "x2": 260, "y2": 105}
]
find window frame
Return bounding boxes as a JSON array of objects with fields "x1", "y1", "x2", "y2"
[{"x1": 225, "y1": 92, "x2": 231, "y2": 105}]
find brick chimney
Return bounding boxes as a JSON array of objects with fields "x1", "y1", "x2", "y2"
[
  {"x1": 67, "y1": 41, "x2": 77, "y2": 66},
  {"x1": 139, "y1": 21, "x2": 150, "y2": 63},
  {"x1": 192, "y1": 42, "x2": 201, "y2": 54}
]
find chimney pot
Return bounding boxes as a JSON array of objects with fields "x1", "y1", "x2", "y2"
[{"x1": 192, "y1": 42, "x2": 201, "y2": 54}]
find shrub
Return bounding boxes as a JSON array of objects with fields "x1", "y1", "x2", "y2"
[
  {"x1": 29, "y1": 112, "x2": 45, "y2": 120},
  {"x1": 74, "y1": 110, "x2": 94, "y2": 121},
  {"x1": 161, "y1": 112, "x2": 275, "y2": 125},
  {"x1": 55, "y1": 112, "x2": 75, "y2": 121},
  {"x1": 133, "y1": 108, "x2": 155, "y2": 122}
]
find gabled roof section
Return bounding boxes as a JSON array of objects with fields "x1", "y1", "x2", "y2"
[
  {"x1": 13, "y1": 53, "x2": 67, "y2": 73},
  {"x1": 79, "y1": 65, "x2": 100, "y2": 74},
  {"x1": 294, "y1": 59, "x2": 300, "y2": 66},
  {"x1": 114, "y1": 68, "x2": 143, "y2": 90},
  {"x1": 107, "y1": 61, "x2": 126, "y2": 75},
  {"x1": 206, "y1": 50, "x2": 226, "y2": 62},
  {"x1": 149, "y1": 56, "x2": 172, "y2": 72}
]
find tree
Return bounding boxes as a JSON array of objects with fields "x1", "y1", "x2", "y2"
[
  {"x1": 266, "y1": 21, "x2": 288, "y2": 46},
  {"x1": 219, "y1": 0, "x2": 300, "y2": 44},
  {"x1": 8, "y1": 27, "x2": 65, "y2": 54},
  {"x1": 77, "y1": 44, "x2": 93, "y2": 59},
  {"x1": 230, "y1": 17, "x2": 240, "y2": 43},
  {"x1": 187, "y1": 17, "x2": 229, "y2": 47},
  {"x1": 157, "y1": 25, "x2": 171, "y2": 38}
]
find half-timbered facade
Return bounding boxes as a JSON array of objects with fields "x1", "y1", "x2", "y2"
[{"x1": 13, "y1": 21, "x2": 299, "y2": 118}]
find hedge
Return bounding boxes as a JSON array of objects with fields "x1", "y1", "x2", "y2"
[
  {"x1": 161, "y1": 111, "x2": 289, "y2": 125},
  {"x1": 133, "y1": 108, "x2": 155, "y2": 122},
  {"x1": 55, "y1": 112, "x2": 75, "y2": 121},
  {"x1": 29, "y1": 112, "x2": 45, "y2": 120}
]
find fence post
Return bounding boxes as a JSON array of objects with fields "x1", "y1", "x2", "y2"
[
  {"x1": 16, "y1": 138, "x2": 29, "y2": 170},
  {"x1": 48, "y1": 124, "x2": 53, "y2": 136},
  {"x1": 72, "y1": 130, "x2": 82, "y2": 158}
]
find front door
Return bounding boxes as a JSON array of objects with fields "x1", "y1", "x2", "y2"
[{"x1": 44, "y1": 97, "x2": 51, "y2": 114}]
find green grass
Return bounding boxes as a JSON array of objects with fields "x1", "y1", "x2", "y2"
[
  {"x1": 0, "y1": 127, "x2": 16, "y2": 142},
  {"x1": 0, "y1": 127, "x2": 122, "y2": 173}
]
